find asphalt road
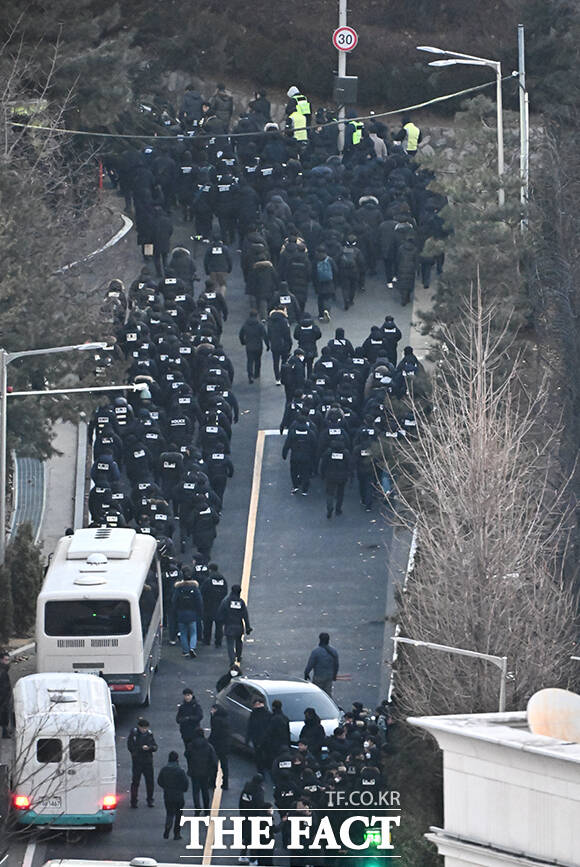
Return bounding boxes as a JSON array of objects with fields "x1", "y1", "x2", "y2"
[{"x1": 20, "y1": 204, "x2": 414, "y2": 867}]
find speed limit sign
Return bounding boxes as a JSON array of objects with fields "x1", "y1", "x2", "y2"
[{"x1": 332, "y1": 26, "x2": 358, "y2": 52}]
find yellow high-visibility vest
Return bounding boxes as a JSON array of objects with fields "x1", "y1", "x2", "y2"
[
  {"x1": 290, "y1": 110, "x2": 308, "y2": 142},
  {"x1": 295, "y1": 94, "x2": 311, "y2": 116},
  {"x1": 350, "y1": 120, "x2": 364, "y2": 146},
  {"x1": 404, "y1": 122, "x2": 420, "y2": 152}
]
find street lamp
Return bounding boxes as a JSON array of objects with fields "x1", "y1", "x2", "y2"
[
  {"x1": 417, "y1": 45, "x2": 505, "y2": 207},
  {"x1": 0, "y1": 341, "x2": 107, "y2": 564},
  {"x1": 392, "y1": 635, "x2": 509, "y2": 712}
]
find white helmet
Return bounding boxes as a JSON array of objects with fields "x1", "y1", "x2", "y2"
[{"x1": 287, "y1": 86, "x2": 300, "y2": 98}]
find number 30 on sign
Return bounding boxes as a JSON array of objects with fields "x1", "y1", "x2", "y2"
[{"x1": 332, "y1": 26, "x2": 358, "y2": 52}]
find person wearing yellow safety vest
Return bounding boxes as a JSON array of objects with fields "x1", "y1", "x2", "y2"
[
  {"x1": 286, "y1": 107, "x2": 308, "y2": 144},
  {"x1": 287, "y1": 86, "x2": 312, "y2": 126},
  {"x1": 393, "y1": 114, "x2": 422, "y2": 155},
  {"x1": 344, "y1": 110, "x2": 364, "y2": 155}
]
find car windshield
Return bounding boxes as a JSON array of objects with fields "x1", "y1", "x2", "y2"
[{"x1": 269, "y1": 689, "x2": 338, "y2": 721}]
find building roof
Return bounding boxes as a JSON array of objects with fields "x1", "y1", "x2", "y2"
[{"x1": 408, "y1": 710, "x2": 580, "y2": 766}]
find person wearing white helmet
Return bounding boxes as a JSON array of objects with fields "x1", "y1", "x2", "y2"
[{"x1": 286, "y1": 85, "x2": 311, "y2": 126}]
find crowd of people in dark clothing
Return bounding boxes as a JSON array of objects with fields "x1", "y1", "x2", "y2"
[{"x1": 88, "y1": 80, "x2": 446, "y2": 861}]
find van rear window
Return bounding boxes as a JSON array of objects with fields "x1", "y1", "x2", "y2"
[
  {"x1": 70, "y1": 738, "x2": 95, "y2": 762},
  {"x1": 37, "y1": 738, "x2": 62, "y2": 763},
  {"x1": 44, "y1": 600, "x2": 131, "y2": 636}
]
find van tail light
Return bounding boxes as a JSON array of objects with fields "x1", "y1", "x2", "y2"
[
  {"x1": 13, "y1": 794, "x2": 31, "y2": 810},
  {"x1": 102, "y1": 793, "x2": 117, "y2": 810},
  {"x1": 109, "y1": 683, "x2": 135, "y2": 692}
]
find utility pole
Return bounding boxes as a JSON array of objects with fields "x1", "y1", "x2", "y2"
[
  {"x1": 337, "y1": 0, "x2": 347, "y2": 154},
  {"x1": 518, "y1": 24, "x2": 529, "y2": 229}
]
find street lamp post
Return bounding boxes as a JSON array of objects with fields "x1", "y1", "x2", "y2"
[
  {"x1": 392, "y1": 635, "x2": 509, "y2": 712},
  {"x1": 417, "y1": 45, "x2": 505, "y2": 207},
  {"x1": 0, "y1": 341, "x2": 107, "y2": 564}
]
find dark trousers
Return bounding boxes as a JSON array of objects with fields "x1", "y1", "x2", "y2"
[
  {"x1": 191, "y1": 776, "x2": 210, "y2": 810},
  {"x1": 305, "y1": 356, "x2": 314, "y2": 378},
  {"x1": 421, "y1": 260, "x2": 433, "y2": 289},
  {"x1": 384, "y1": 254, "x2": 397, "y2": 282},
  {"x1": 290, "y1": 458, "x2": 312, "y2": 492},
  {"x1": 358, "y1": 472, "x2": 374, "y2": 508},
  {"x1": 246, "y1": 349, "x2": 262, "y2": 380},
  {"x1": 317, "y1": 291, "x2": 333, "y2": 318},
  {"x1": 164, "y1": 798, "x2": 184, "y2": 836},
  {"x1": 325, "y1": 479, "x2": 346, "y2": 514},
  {"x1": 340, "y1": 274, "x2": 358, "y2": 309},
  {"x1": 203, "y1": 616, "x2": 223, "y2": 646},
  {"x1": 153, "y1": 251, "x2": 168, "y2": 278},
  {"x1": 226, "y1": 634, "x2": 243, "y2": 664},
  {"x1": 212, "y1": 749, "x2": 229, "y2": 788},
  {"x1": 272, "y1": 349, "x2": 290, "y2": 380},
  {"x1": 210, "y1": 475, "x2": 227, "y2": 502},
  {"x1": 131, "y1": 761, "x2": 154, "y2": 805}
]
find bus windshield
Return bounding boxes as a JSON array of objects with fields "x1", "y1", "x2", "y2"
[{"x1": 44, "y1": 600, "x2": 131, "y2": 636}]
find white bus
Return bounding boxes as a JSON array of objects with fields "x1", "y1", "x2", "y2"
[{"x1": 36, "y1": 528, "x2": 162, "y2": 706}]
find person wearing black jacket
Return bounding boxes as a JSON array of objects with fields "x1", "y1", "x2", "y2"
[
  {"x1": 172, "y1": 573, "x2": 204, "y2": 657},
  {"x1": 239, "y1": 310, "x2": 270, "y2": 383},
  {"x1": 204, "y1": 237, "x2": 233, "y2": 296},
  {"x1": 266, "y1": 699, "x2": 291, "y2": 766},
  {"x1": 202, "y1": 563, "x2": 228, "y2": 646},
  {"x1": 381, "y1": 315, "x2": 402, "y2": 365},
  {"x1": 282, "y1": 414, "x2": 318, "y2": 495},
  {"x1": 239, "y1": 774, "x2": 266, "y2": 863},
  {"x1": 280, "y1": 349, "x2": 306, "y2": 402},
  {"x1": 299, "y1": 708, "x2": 326, "y2": 758},
  {"x1": 184, "y1": 728, "x2": 218, "y2": 812},
  {"x1": 320, "y1": 444, "x2": 353, "y2": 519},
  {"x1": 175, "y1": 687, "x2": 204, "y2": 745},
  {"x1": 216, "y1": 584, "x2": 252, "y2": 664},
  {"x1": 157, "y1": 750, "x2": 189, "y2": 839},
  {"x1": 246, "y1": 697, "x2": 272, "y2": 774},
  {"x1": 152, "y1": 205, "x2": 173, "y2": 278},
  {"x1": 209, "y1": 703, "x2": 231, "y2": 789},
  {"x1": 267, "y1": 306, "x2": 292, "y2": 384},
  {"x1": 293, "y1": 314, "x2": 321, "y2": 378},
  {"x1": 128, "y1": 718, "x2": 158, "y2": 808}
]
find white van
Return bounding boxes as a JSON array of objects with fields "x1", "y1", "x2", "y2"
[
  {"x1": 36, "y1": 528, "x2": 162, "y2": 705},
  {"x1": 12, "y1": 673, "x2": 117, "y2": 829}
]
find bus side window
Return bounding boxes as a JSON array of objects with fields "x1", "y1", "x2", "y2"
[{"x1": 139, "y1": 575, "x2": 158, "y2": 637}]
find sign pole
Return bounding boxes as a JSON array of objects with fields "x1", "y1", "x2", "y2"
[{"x1": 337, "y1": 0, "x2": 347, "y2": 154}]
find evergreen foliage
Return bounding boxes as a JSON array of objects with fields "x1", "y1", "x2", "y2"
[{"x1": 6, "y1": 523, "x2": 44, "y2": 635}]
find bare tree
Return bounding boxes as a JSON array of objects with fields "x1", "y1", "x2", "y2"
[{"x1": 389, "y1": 289, "x2": 578, "y2": 717}]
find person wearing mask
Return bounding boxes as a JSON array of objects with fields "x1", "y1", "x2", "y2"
[
  {"x1": 202, "y1": 563, "x2": 228, "y2": 646},
  {"x1": 128, "y1": 718, "x2": 158, "y2": 808},
  {"x1": 216, "y1": 584, "x2": 252, "y2": 665},
  {"x1": 304, "y1": 632, "x2": 339, "y2": 696},
  {"x1": 239, "y1": 310, "x2": 270, "y2": 384},
  {"x1": 184, "y1": 727, "x2": 218, "y2": 813},
  {"x1": 0, "y1": 651, "x2": 12, "y2": 738},
  {"x1": 209, "y1": 703, "x2": 231, "y2": 790},
  {"x1": 172, "y1": 569, "x2": 204, "y2": 657},
  {"x1": 176, "y1": 687, "x2": 204, "y2": 745},
  {"x1": 157, "y1": 750, "x2": 189, "y2": 840}
]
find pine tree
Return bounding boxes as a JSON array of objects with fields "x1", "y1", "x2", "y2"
[
  {"x1": 6, "y1": 523, "x2": 44, "y2": 635},
  {"x1": 0, "y1": 564, "x2": 14, "y2": 644}
]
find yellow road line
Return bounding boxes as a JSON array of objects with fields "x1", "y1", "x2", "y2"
[
  {"x1": 241, "y1": 429, "x2": 266, "y2": 600},
  {"x1": 202, "y1": 764, "x2": 223, "y2": 865},
  {"x1": 202, "y1": 429, "x2": 266, "y2": 864}
]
